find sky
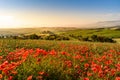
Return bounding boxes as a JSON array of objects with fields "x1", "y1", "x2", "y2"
[{"x1": 0, "y1": 0, "x2": 120, "y2": 28}]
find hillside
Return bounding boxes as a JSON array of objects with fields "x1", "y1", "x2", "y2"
[
  {"x1": 0, "y1": 27, "x2": 78, "y2": 35},
  {"x1": 0, "y1": 20, "x2": 120, "y2": 36},
  {"x1": 61, "y1": 28, "x2": 120, "y2": 38},
  {"x1": 0, "y1": 26, "x2": 120, "y2": 38}
]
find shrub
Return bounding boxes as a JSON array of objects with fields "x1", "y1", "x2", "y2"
[
  {"x1": 29, "y1": 34, "x2": 40, "y2": 39},
  {"x1": 45, "y1": 35, "x2": 57, "y2": 40},
  {"x1": 91, "y1": 35, "x2": 116, "y2": 43},
  {"x1": 46, "y1": 35, "x2": 70, "y2": 40}
]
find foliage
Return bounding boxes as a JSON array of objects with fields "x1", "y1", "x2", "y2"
[
  {"x1": 90, "y1": 35, "x2": 116, "y2": 43},
  {"x1": 28, "y1": 34, "x2": 40, "y2": 39},
  {"x1": 45, "y1": 34, "x2": 70, "y2": 40}
]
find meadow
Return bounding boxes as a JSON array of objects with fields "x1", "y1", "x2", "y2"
[
  {"x1": 0, "y1": 0, "x2": 120, "y2": 79},
  {"x1": 0, "y1": 39, "x2": 120, "y2": 80},
  {"x1": 61, "y1": 28, "x2": 120, "y2": 38}
]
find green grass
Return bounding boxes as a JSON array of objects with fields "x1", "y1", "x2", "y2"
[{"x1": 61, "y1": 29, "x2": 120, "y2": 38}]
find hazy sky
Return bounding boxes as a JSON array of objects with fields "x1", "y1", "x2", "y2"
[{"x1": 0, "y1": 0, "x2": 120, "y2": 28}]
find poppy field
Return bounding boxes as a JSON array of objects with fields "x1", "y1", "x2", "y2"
[{"x1": 0, "y1": 39, "x2": 120, "y2": 80}]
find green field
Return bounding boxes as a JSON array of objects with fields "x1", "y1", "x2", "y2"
[
  {"x1": 1, "y1": 27, "x2": 120, "y2": 38},
  {"x1": 61, "y1": 28, "x2": 120, "y2": 38}
]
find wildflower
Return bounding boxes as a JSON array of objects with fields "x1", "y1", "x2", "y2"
[
  {"x1": 38, "y1": 71, "x2": 45, "y2": 75},
  {"x1": 38, "y1": 71, "x2": 48, "y2": 76},
  {"x1": 83, "y1": 77, "x2": 89, "y2": 80},
  {"x1": 27, "y1": 75, "x2": 32, "y2": 80},
  {"x1": 91, "y1": 67, "x2": 97, "y2": 73},
  {"x1": 11, "y1": 70, "x2": 18, "y2": 75},
  {"x1": 115, "y1": 77, "x2": 120, "y2": 80},
  {"x1": 0, "y1": 74, "x2": 3, "y2": 79},
  {"x1": 61, "y1": 51, "x2": 66, "y2": 55},
  {"x1": 64, "y1": 60, "x2": 72, "y2": 68},
  {"x1": 73, "y1": 55, "x2": 82, "y2": 59},
  {"x1": 8, "y1": 76, "x2": 13, "y2": 80},
  {"x1": 84, "y1": 63, "x2": 89, "y2": 68},
  {"x1": 101, "y1": 55, "x2": 106, "y2": 60},
  {"x1": 74, "y1": 65, "x2": 80, "y2": 69},
  {"x1": 116, "y1": 64, "x2": 120, "y2": 71},
  {"x1": 36, "y1": 76, "x2": 43, "y2": 80},
  {"x1": 87, "y1": 72, "x2": 92, "y2": 76},
  {"x1": 0, "y1": 56, "x2": 3, "y2": 60},
  {"x1": 37, "y1": 58, "x2": 41, "y2": 62},
  {"x1": 49, "y1": 50, "x2": 57, "y2": 55},
  {"x1": 105, "y1": 60, "x2": 113, "y2": 65},
  {"x1": 110, "y1": 69, "x2": 116, "y2": 76}
]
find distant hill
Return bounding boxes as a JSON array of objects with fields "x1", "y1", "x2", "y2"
[
  {"x1": 0, "y1": 27, "x2": 79, "y2": 36},
  {"x1": 0, "y1": 20, "x2": 120, "y2": 37},
  {"x1": 85, "y1": 20, "x2": 120, "y2": 28}
]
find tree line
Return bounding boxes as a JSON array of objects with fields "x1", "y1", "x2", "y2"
[{"x1": 0, "y1": 34, "x2": 116, "y2": 43}]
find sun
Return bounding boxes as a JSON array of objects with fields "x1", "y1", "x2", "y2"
[{"x1": 0, "y1": 16, "x2": 22, "y2": 28}]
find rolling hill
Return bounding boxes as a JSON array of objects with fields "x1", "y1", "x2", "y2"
[
  {"x1": 0, "y1": 20, "x2": 120, "y2": 38},
  {"x1": 0, "y1": 27, "x2": 79, "y2": 35}
]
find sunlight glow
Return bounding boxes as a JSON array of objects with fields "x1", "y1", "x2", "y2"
[{"x1": 0, "y1": 16, "x2": 22, "y2": 28}]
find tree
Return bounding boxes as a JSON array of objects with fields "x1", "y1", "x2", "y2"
[{"x1": 29, "y1": 34, "x2": 39, "y2": 39}]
